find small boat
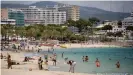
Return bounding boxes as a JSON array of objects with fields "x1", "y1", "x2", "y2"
[{"x1": 60, "y1": 44, "x2": 67, "y2": 48}]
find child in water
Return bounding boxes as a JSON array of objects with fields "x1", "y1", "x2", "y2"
[
  {"x1": 116, "y1": 61, "x2": 120, "y2": 68},
  {"x1": 95, "y1": 58, "x2": 100, "y2": 67},
  {"x1": 85, "y1": 56, "x2": 88, "y2": 62}
]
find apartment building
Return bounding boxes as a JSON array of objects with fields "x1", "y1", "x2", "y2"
[
  {"x1": 59, "y1": 5, "x2": 80, "y2": 21},
  {"x1": 122, "y1": 11, "x2": 133, "y2": 28},
  {"x1": 20, "y1": 6, "x2": 66, "y2": 25},
  {"x1": 1, "y1": 8, "x2": 8, "y2": 20},
  {"x1": 131, "y1": 12, "x2": 133, "y2": 17},
  {"x1": 8, "y1": 9, "x2": 25, "y2": 26},
  {"x1": 122, "y1": 17, "x2": 133, "y2": 28}
]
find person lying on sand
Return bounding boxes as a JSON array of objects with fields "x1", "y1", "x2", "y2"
[{"x1": 23, "y1": 57, "x2": 29, "y2": 62}]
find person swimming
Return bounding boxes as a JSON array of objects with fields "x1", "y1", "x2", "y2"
[
  {"x1": 95, "y1": 58, "x2": 100, "y2": 67},
  {"x1": 116, "y1": 61, "x2": 120, "y2": 68}
]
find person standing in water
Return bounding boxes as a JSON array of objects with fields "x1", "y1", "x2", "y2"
[
  {"x1": 62, "y1": 52, "x2": 64, "y2": 58},
  {"x1": 82, "y1": 56, "x2": 85, "y2": 62},
  {"x1": 116, "y1": 61, "x2": 120, "y2": 68},
  {"x1": 52, "y1": 53, "x2": 57, "y2": 66},
  {"x1": 85, "y1": 56, "x2": 89, "y2": 62},
  {"x1": 67, "y1": 60, "x2": 76, "y2": 73},
  {"x1": 95, "y1": 58, "x2": 100, "y2": 67}
]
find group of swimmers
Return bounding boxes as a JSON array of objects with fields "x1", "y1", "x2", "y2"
[
  {"x1": 82, "y1": 56, "x2": 89, "y2": 62},
  {"x1": 82, "y1": 56, "x2": 100, "y2": 67},
  {"x1": 82, "y1": 56, "x2": 120, "y2": 68}
]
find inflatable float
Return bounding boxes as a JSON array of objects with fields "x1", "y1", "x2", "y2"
[{"x1": 60, "y1": 44, "x2": 67, "y2": 48}]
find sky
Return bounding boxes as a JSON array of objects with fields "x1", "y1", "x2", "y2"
[{"x1": 1, "y1": 1, "x2": 133, "y2": 13}]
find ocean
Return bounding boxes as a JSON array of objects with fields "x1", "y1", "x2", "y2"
[{"x1": 29, "y1": 47, "x2": 133, "y2": 74}]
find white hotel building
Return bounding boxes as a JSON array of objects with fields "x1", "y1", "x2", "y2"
[
  {"x1": 21, "y1": 6, "x2": 66, "y2": 25},
  {"x1": 122, "y1": 11, "x2": 133, "y2": 28}
]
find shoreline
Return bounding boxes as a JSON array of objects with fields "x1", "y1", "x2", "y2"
[{"x1": 1, "y1": 47, "x2": 133, "y2": 75}]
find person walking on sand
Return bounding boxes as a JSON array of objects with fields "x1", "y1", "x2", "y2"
[
  {"x1": 1, "y1": 53, "x2": 3, "y2": 59},
  {"x1": 7, "y1": 54, "x2": 12, "y2": 69},
  {"x1": 95, "y1": 58, "x2": 100, "y2": 67},
  {"x1": 67, "y1": 60, "x2": 76, "y2": 73},
  {"x1": 116, "y1": 61, "x2": 120, "y2": 68},
  {"x1": 38, "y1": 57, "x2": 43, "y2": 70}
]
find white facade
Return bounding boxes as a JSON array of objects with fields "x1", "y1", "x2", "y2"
[
  {"x1": 21, "y1": 6, "x2": 66, "y2": 25},
  {"x1": 131, "y1": 12, "x2": 133, "y2": 17},
  {"x1": 111, "y1": 26, "x2": 126, "y2": 32},
  {"x1": 122, "y1": 17, "x2": 133, "y2": 28},
  {"x1": 58, "y1": 5, "x2": 80, "y2": 21},
  {"x1": 96, "y1": 21, "x2": 113, "y2": 28},
  {"x1": 1, "y1": 19, "x2": 16, "y2": 25}
]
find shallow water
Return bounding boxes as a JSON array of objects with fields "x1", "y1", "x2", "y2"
[{"x1": 29, "y1": 47, "x2": 133, "y2": 73}]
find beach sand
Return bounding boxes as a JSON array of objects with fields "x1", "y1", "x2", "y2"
[{"x1": 1, "y1": 51, "x2": 95, "y2": 75}]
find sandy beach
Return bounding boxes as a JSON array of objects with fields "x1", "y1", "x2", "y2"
[
  {"x1": 30, "y1": 43, "x2": 122, "y2": 51},
  {"x1": 0, "y1": 43, "x2": 123, "y2": 75},
  {"x1": 0, "y1": 50, "x2": 96, "y2": 75}
]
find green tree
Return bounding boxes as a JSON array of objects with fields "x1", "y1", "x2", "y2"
[
  {"x1": 66, "y1": 19, "x2": 76, "y2": 26},
  {"x1": 117, "y1": 20, "x2": 122, "y2": 28},
  {"x1": 126, "y1": 26, "x2": 133, "y2": 31},
  {"x1": 114, "y1": 31, "x2": 123, "y2": 37},
  {"x1": 107, "y1": 32, "x2": 114, "y2": 36},
  {"x1": 76, "y1": 18, "x2": 88, "y2": 32},
  {"x1": 102, "y1": 25, "x2": 112, "y2": 30}
]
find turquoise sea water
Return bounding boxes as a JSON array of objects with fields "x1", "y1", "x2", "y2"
[{"x1": 28, "y1": 47, "x2": 133, "y2": 74}]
